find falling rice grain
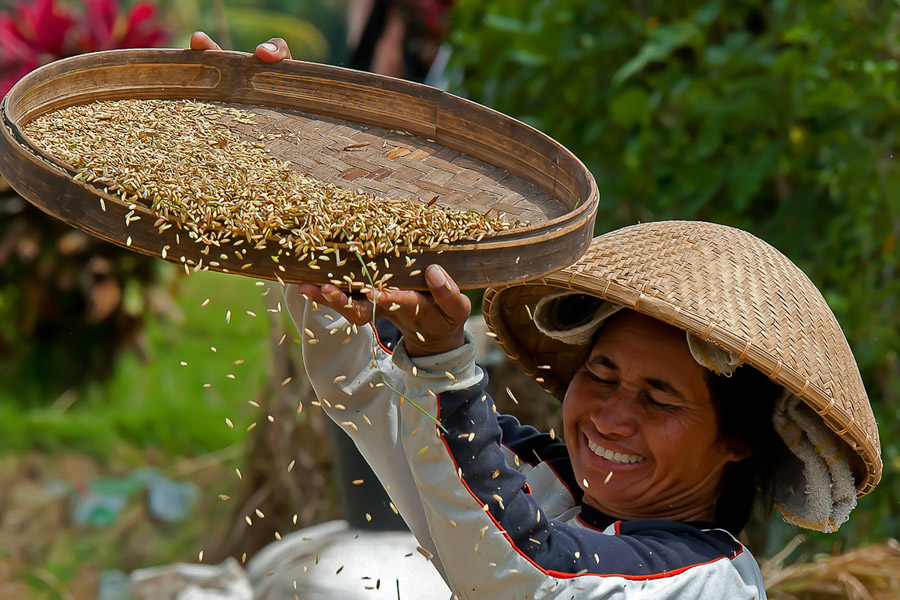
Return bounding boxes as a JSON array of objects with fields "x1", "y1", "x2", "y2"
[
  {"x1": 506, "y1": 387, "x2": 518, "y2": 404},
  {"x1": 287, "y1": 459, "x2": 296, "y2": 472}
]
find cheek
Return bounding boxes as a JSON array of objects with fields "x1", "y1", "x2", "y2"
[
  {"x1": 648, "y1": 413, "x2": 724, "y2": 464},
  {"x1": 562, "y1": 379, "x2": 589, "y2": 439}
]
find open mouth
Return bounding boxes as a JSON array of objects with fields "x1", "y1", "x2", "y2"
[{"x1": 587, "y1": 438, "x2": 645, "y2": 464}]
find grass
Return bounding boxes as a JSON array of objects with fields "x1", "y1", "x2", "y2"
[{"x1": 0, "y1": 266, "x2": 276, "y2": 458}]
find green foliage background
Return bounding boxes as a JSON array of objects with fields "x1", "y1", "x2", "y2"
[{"x1": 448, "y1": 0, "x2": 900, "y2": 551}]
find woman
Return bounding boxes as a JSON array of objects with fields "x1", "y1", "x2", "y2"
[
  {"x1": 191, "y1": 36, "x2": 881, "y2": 599},
  {"x1": 283, "y1": 219, "x2": 881, "y2": 599}
]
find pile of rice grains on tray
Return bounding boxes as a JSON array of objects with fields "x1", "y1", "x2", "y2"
[{"x1": 23, "y1": 99, "x2": 520, "y2": 289}]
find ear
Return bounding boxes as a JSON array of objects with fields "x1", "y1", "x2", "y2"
[{"x1": 720, "y1": 435, "x2": 753, "y2": 463}]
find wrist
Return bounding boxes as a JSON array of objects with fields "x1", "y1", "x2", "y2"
[
  {"x1": 403, "y1": 332, "x2": 466, "y2": 358},
  {"x1": 398, "y1": 332, "x2": 479, "y2": 386}
]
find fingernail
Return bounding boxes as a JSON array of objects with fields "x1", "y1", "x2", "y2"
[
  {"x1": 260, "y1": 42, "x2": 277, "y2": 52},
  {"x1": 426, "y1": 265, "x2": 446, "y2": 287}
]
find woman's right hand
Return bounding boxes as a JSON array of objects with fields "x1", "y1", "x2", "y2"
[{"x1": 189, "y1": 31, "x2": 292, "y2": 63}]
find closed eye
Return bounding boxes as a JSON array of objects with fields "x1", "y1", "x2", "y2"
[
  {"x1": 586, "y1": 371, "x2": 616, "y2": 386},
  {"x1": 644, "y1": 395, "x2": 680, "y2": 411}
]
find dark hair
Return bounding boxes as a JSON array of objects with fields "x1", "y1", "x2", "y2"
[{"x1": 705, "y1": 366, "x2": 791, "y2": 536}]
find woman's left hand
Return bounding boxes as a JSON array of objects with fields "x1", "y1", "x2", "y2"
[{"x1": 189, "y1": 31, "x2": 292, "y2": 62}]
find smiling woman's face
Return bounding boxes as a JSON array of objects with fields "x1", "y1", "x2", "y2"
[{"x1": 563, "y1": 310, "x2": 746, "y2": 524}]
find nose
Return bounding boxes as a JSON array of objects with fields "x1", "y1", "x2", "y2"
[{"x1": 590, "y1": 388, "x2": 639, "y2": 438}]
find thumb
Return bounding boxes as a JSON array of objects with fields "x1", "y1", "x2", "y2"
[
  {"x1": 256, "y1": 38, "x2": 292, "y2": 62},
  {"x1": 425, "y1": 265, "x2": 471, "y2": 325}
]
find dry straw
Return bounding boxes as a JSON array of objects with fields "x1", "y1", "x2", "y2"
[{"x1": 763, "y1": 538, "x2": 900, "y2": 599}]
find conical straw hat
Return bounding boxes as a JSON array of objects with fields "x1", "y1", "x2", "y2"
[{"x1": 482, "y1": 221, "x2": 881, "y2": 497}]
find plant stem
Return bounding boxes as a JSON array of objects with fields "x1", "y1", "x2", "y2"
[{"x1": 353, "y1": 251, "x2": 448, "y2": 434}]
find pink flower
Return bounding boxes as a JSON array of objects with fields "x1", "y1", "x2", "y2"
[{"x1": 0, "y1": 0, "x2": 169, "y2": 97}]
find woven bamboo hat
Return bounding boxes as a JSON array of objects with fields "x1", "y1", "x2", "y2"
[{"x1": 482, "y1": 221, "x2": 881, "y2": 510}]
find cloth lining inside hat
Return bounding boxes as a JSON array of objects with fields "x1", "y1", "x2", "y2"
[
  {"x1": 532, "y1": 291, "x2": 740, "y2": 375},
  {"x1": 531, "y1": 291, "x2": 857, "y2": 531},
  {"x1": 772, "y1": 393, "x2": 856, "y2": 532}
]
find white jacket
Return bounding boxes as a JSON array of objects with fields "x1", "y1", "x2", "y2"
[{"x1": 286, "y1": 288, "x2": 767, "y2": 600}]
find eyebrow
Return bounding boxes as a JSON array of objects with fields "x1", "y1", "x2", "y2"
[{"x1": 586, "y1": 354, "x2": 687, "y2": 401}]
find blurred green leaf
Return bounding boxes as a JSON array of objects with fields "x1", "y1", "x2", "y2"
[
  {"x1": 614, "y1": 21, "x2": 697, "y2": 85},
  {"x1": 608, "y1": 87, "x2": 651, "y2": 127}
]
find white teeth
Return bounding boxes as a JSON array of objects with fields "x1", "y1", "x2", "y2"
[{"x1": 587, "y1": 439, "x2": 645, "y2": 464}]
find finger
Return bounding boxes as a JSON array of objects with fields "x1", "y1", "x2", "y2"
[
  {"x1": 424, "y1": 265, "x2": 471, "y2": 325},
  {"x1": 297, "y1": 284, "x2": 372, "y2": 325},
  {"x1": 190, "y1": 31, "x2": 222, "y2": 51},
  {"x1": 256, "y1": 37, "x2": 292, "y2": 62},
  {"x1": 368, "y1": 288, "x2": 421, "y2": 314}
]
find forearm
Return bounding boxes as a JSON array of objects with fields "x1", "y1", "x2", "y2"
[{"x1": 283, "y1": 285, "x2": 446, "y2": 577}]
